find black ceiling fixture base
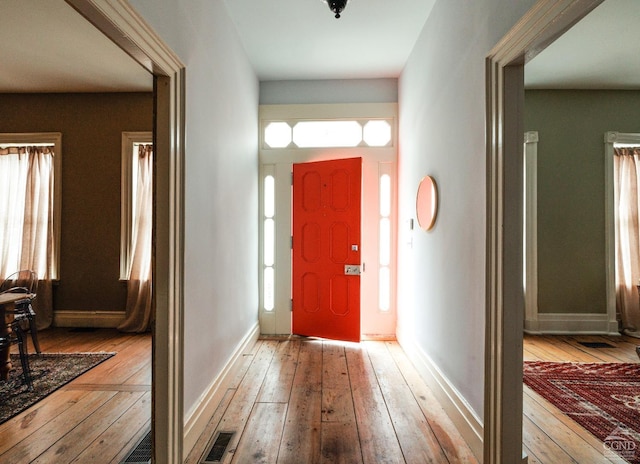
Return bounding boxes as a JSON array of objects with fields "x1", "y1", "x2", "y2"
[{"x1": 325, "y1": 0, "x2": 348, "y2": 19}]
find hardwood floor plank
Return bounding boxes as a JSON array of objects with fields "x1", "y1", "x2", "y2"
[
  {"x1": 557, "y1": 336, "x2": 631, "y2": 363},
  {"x1": 189, "y1": 338, "x2": 487, "y2": 464},
  {"x1": 523, "y1": 414, "x2": 579, "y2": 464},
  {"x1": 15, "y1": 330, "x2": 637, "y2": 463},
  {"x1": 36, "y1": 328, "x2": 132, "y2": 353},
  {"x1": 72, "y1": 391, "x2": 151, "y2": 464},
  {"x1": 384, "y1": 342, "x2": 478, "y2": 463},
  {"x1": 277, "y1": 340, "x2": 323, "y2": 464},
  {"x1": 322, "y1": 342, "x2": 356, "y2": 423},
  {"x1": 257, "y1": 340, "x2": 300, "y2": 404},
  {"x1": 64, "y1": 383, "x2": 150, "y2": 392},
  {"x1": 0, "y1": 389, "x2": 90, "y2": 454},
  {"x1": 523, "y1": 388, "x2": 609, "y2": 463},
  {"x1": 321, "y1": 421, "x2": 363, "y2": 464},
  {"x1": 228, "y1": 340, "x2": 263, "y2": 390},
  {"x1": 186, "y1": 344, "x2": 265, "y2": 464},
  {"x1": 122, "y1": 361, "x2": 152, "y2": 386},
  {"x1": 524, "y1": 445, "x2": 543, "y2": 464},
  {"x1": 345, "y1": 345, "x2": 404, "y2": 464},
  {"x1": 0, "y1": 390, "x2": 117, "y2": 462},
  {"x1": 538, "y1": 335, "x2": 609, "y2": 363},
  {"x1": 232, "y1": 402, "x2": 287, "y2": 464},
  {"x1": 75, "y1": 335, "x2": 150, "y2": 385},
  {"x1": 31, "y1": 391, "x2": 145, "y2": 463},
  {"x1": 279, "y1": 420, "x2": 322, "y2": 464},
  {"x1": 185, "y1": 389, "x2": 236, "y2": 464},
  {"x1": 211, "y1": 340, "x2": 279, "y2": 464},
  {"x1": 1, "y1": 328, "x2": 151, "y2": 464},
  {"x1": 366, "y1": 342, "x2": 447, "y2": 464},
  {"x1": 524, "y1": 335, "x2": 568, "y2": 362},
  {"x1": 109, "y1": 420, "x2": 152, "y2": 464}
]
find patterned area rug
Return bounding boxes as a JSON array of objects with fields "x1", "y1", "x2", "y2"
[
  {"x1": 524, "y1": 361, "x2": 640, "y2": 463},
  {"x1": 0, "y1": 352, "x2": 114, "y2": 425}
]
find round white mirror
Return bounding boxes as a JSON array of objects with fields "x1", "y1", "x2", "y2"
[{"x1": 416, "y1": 175, "x2": 438, "y2": 231}]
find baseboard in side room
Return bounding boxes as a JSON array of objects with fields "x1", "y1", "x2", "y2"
[
  {"x1": 53, "y1": 310, "x2": 126, "y2": 328},
  {"x1": 183, "y1": 321, "x2": 260, "y2": 459},
  {"x1": 396, "y1": 326, "x2": 483, "y2": 460},
  {"x1": 524, "y1": 313, "x2": 619, "y2": 335}
]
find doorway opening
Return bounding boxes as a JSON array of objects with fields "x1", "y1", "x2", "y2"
[
  {"x1": 486, "y1": 0, "x2": 604, "y2": 461},
  {"x1": 64, "y1": 1, "x2": 186, "y2": 462},
  {"x1": 259, "y1": 103, "x2": 398, "y2": 341}
]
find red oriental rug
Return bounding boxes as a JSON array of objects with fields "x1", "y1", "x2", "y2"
[{"x1": 524, "y1": 361, "x2": 640, "y2": 463}]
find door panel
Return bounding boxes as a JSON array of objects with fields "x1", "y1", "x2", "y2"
[{"x1": 292, "y1": 157, "x2": 361, "y2": 342}]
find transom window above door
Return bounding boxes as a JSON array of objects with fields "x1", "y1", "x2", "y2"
[{"x1": 263, "y1": 119, "x2": 393, "y2": 149}]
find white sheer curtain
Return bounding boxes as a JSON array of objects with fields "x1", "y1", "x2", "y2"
[
  {"x1": 118, "y1": 144, "x2": 153, "y2": 332},
  {"x1": 0, "y1": 146, "x2": 54, "y2": 329},
  {"x1": 615, "y1": 147, "x2": 640, "y2": 337}
]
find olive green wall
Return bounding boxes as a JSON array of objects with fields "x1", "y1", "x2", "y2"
[
  {"x1": 525, "y1": 90, "x2": 640, "y2": 314},
  {"x1": 0, "y1": 92, "x2": 153, "y2": 313}
]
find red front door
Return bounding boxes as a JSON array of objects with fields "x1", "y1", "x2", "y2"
[{"x1": 292, "y1": 157, "x2": 362, "y2": 342}]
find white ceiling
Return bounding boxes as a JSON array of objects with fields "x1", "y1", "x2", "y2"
[
  {"x1": 224, "y1": 0, "x2": 436, "y2": 80},
  {"x1": 0, "y1": 0, "x2": 637, "y2": 93},
  {"x1": 0, "y1": 0, "x2": 151, "y2": 93},
  {"x1": 524, "y1": 0, "x2": 640, "y2": 89}
]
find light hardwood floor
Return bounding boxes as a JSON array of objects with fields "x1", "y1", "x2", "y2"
[
  {"x1": 4, "y1": 330, "x2": 633, "y2": 463},
  {"x1": 523, "y1": 333, "x2": 640, "y2": 464},
  {"x1": 0, "y1": 327, "x2": 151, "y2": 464},
  {"x1": 185, "y1": 338, "x2": 478, "y2": 464}
]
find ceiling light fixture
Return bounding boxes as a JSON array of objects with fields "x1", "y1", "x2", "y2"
[{"x1": 324, "y1": 0, "x2": 348, "y2": 19}]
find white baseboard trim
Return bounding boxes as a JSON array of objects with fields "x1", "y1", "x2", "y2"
[
  {"x1": 396, "y1": 325, "x2": 483, "y2": 460},
  {"x1": 53, "y1": 310, "x2": 126, "y2": 328},
  {"x1": 524, "y1": 313, "x2": 619, "y2": 335},
  {"x1": 183, "y1": 321, "x2": 260, "y2": 459}
]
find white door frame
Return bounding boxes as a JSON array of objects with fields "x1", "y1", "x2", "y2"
[
  {"x1": 523, "y1": 131, "x2": 539, "y2": 332},
  {"x1": 65, "y1": 1, "x2": 185, "y2": 462},
  {"x1": 259, "y1": 103, "x2": 398, "y2": 339},
  {"x1": 485, "y1": 1, "x2": 604, "y2": 462}
]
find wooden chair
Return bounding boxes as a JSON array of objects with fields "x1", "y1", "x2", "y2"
[
  {"x1": 0, "y1": 270, "x2": 41, "y2": 354},
  {"x1": 0, "y1": 323, "x2": 32, "y2": 389}
]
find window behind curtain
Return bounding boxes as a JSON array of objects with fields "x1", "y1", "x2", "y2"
[
  {"x1": 0, "y1": 133, "x2": 61, "y2": 279},
  {"x1": 120, "y1": 131, "x2": 153, "y2": 279}
]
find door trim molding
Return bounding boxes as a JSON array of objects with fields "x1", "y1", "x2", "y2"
[
  {"x1": 485, "y1": 1, "x2": 604, "y2": 462},
  {"x1": 523, "y1": 131, "x2": 539, "y2": 332},
  {"x1": 65, "y1": 1, "x2": 186, "y2": 463}
]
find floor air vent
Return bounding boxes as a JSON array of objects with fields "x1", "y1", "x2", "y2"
[
  {"x1": 122, "y1": 429, "x2": 152, "y2": 464},
  {"x1": 578, "y1": 341, "x2": 615, "y2": 348},
  {"x1": 201, "y1": 431, "x2": 235, "y2": 463}
]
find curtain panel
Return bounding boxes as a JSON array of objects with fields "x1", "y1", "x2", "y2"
[
  {"x1": 614, "y1": 147, "x2": 640, "y2": 337},
  {"x1": 118, "y1": 144, "x2": 153, "y2": 332},
  {"x1": 0, "y1": 146, "x2": 55, "y2": 329}
]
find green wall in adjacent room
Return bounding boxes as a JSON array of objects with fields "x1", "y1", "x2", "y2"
[
  {"x1": 0, "y1": 92, "x2": 153, "y2": 315},
  {"x1": 525, "y1": 89, "x2": 640, "y2": 314}
]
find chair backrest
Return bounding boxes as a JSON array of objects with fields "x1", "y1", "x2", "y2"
[{"x1": 0, "y1": 270, "x2": 38, "y2": 295}]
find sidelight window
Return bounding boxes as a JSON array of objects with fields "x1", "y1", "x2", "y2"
[{"x1": 263, "y1": 171, "x2": 276, "y2": 311}]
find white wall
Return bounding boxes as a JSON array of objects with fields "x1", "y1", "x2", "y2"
[
  {"x1": 128, "y1": 0, "x2": 260, "y2": 416},
  {"x1": 260, "y1": 78, "x2": 397, "y2": 104},
  {"x1": 398, "y1": 0, "x2": 535, "y2": 419}
]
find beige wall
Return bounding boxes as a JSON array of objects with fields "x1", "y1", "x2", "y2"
[
  {"x1": 0, "y1": 92, "x2": 153, "y2": 313},
  {"x1": 525, "y1": 89, "x2": 640, "y2": 314}
]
